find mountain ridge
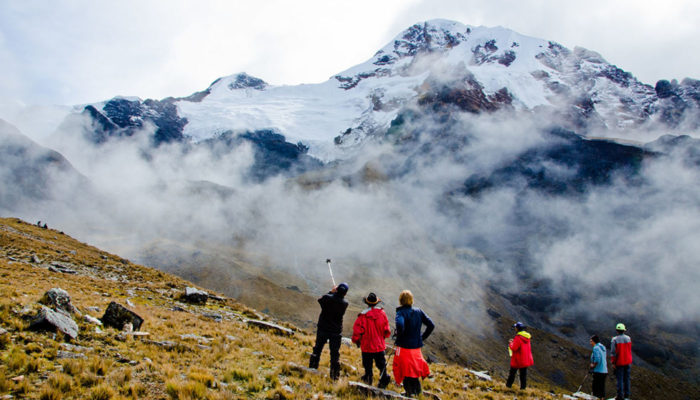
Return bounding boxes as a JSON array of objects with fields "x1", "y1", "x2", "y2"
[{"x1": 67, "y1": 20, "x2": 698, "y2": 161}]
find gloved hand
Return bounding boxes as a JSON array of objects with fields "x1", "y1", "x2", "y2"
[{"x1": 355, "y1": 341, "x2": 361, "y2": 348}]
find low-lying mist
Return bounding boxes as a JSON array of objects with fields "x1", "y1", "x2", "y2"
[{"x1": 3, "y1": 106, "x2": 700, "y2": 346}]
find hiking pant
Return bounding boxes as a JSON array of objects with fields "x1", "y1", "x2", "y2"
[
  {"x1": 592, "y1": 372, "x2": 607, "y2": 398},
  {"x1": 403, "y1": 377, "x2": 422, "y2": 397},
  {"x1": 361, "y1": 351, "x2": 390, "y2": 387},
  {"x1": 506, "y1": 367, "x2": 528, "y2": 389},
  {"x1": 615, "y1": 365, "x2": 630, "y2": 399},
  {"x1": 309, "y1": 329, "x2": 341, "y2": 379}
]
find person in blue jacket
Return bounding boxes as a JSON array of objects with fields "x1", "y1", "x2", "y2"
[
  {"x1": 393, "y1": 290, "x2": 435, "y2": 397},
  {"x1": 589, "y1": 334, "x2": 608, "y2": 399}
]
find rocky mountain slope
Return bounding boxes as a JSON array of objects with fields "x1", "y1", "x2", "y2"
[
  {"x1": 0, "y1": 120, "x2": 89, "y2": 211},
  {"x1": 1, "y1": 217, "x2": 698, "y2": 399},
  {"x1": 0, "y1": 218, "x2": 605, "y2": 399}
]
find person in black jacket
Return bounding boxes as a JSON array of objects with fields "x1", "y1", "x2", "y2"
[
  {"x1": 308, "y1": 282, "x2": 349, "y2": 380},
  {"x1": 393, "y1": 289, "x2": 435, "y2": 397}
]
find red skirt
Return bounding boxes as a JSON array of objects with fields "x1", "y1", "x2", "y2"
[{"x1": 392, "y1": 346, "x2": 430, "y2": 384}]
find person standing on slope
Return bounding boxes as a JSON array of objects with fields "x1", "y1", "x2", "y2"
[
  {"x1": 352, "y1": 292, "x2": 392, "y2": 388},
  {"x1": 393, "y1": 290, "x2": 435, "y2": 397},
  {"x1": 308, "y1": 283, "x2": 349, "y2": 381},
  {"x1": 610, "y1": 323, "x2": 632, "y2": 400},
  {"x1": 506, "y1": 321, "x2": 534, "y2": 390},
  {"x1": 589, "y1": 334, "x2": 608, "y2": 399}
]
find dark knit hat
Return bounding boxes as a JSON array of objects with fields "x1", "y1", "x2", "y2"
[
  {"x1": 336, "y1": 282, "x2": 349, "y2": 296},
  {"x1": 363, "y1": 292, "x2": 380, "y2": 305}
]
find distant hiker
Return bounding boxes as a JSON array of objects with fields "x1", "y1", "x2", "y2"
[
  {"x1": 589, "y1": 335, "x2": 608, "y2": 399},
  {"x1": 393, "y1": 290, "x2": 434, "y2": 397},
  {"x1": 352, "y1": 292, "x2": 391, "y2": 388},
  {"x1": 308, "y1": 283, "x2": 349, "y2": 381},
  {"x1": 506, "y1": 321, "x2": 534, "y2": 390},
  {"x1": 610, "y1": 323, "x2": 632, "y2": 400},
  {"x1": 42, "y1": 223, "x2": 47, "y2": 229},
  {"x1": 36, "y1": 220, "x2": 41, "y2": 227}
]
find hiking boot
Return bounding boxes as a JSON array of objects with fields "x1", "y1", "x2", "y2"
[
  {"x1": 361, "y1": 373, "x2": 372, "y2": 386},
  {"x1": 308, "y1": 353, "x2": 320, "y2": 369},
  {"x1": 329, "y1": 363, "x2": 340, "y2": 381},
  {"x1": 378, "y1": 373, "x2": 391, "y2": 389}
]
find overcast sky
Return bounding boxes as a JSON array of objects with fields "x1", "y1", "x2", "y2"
[{"x1": 1, "y1": 0, "x2": 698, "y2": 107}]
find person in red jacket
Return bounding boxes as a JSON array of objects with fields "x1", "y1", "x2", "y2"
[
  {"x1": 352, "y1": 292, "x2": 392, "y2": 388},
  {"x1": 610, "y1": 322, "x2": 632, "y2": 400},
  {"x1": 506, "y1": 321, "x2": 534, "y2": 390}
]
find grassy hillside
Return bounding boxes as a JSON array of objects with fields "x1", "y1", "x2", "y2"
[{"x1": 0, "y1": 217, "x2": 697, "y2": 399}]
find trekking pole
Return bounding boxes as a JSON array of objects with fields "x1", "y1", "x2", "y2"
[
  {"x1": 326, "y1": 258, "x2": 336, "y2": 287},
  {"x1": 575, "y1": 370, "x2": 589, "y2": 393},
  {"x1": 378, "y1": 338, "x2": 397, "y2": 387}
]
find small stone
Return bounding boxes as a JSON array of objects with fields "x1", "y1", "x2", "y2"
[
  {"x1": 246, "y1": 319, "x2": 293, "y2": 336},
  {"x1": 56, "y1": 350, "x2": 87, "y2": 359},
  {"x1": 84, "y1": 315, "x2": 102, "y2": 325},
  {"x1": 203, "y1": 312, "x2": 222, "y2": 322}
]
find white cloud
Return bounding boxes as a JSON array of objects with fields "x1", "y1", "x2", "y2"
[{"x1": 1, "y1": 0, "x2": 698, "y2": 110}]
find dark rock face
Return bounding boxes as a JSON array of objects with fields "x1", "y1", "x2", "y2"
[
  {"x1": 653, "y1": 78, "x2": 700, "y2": 127},
  {"x1": 599, "y1": 65, "x2": 633, "y2": 87},
  {"x1": 472, "y1": 40, "x2": 517, "y2": 67},
  {"x1": 100, "y1": 301, "x2": 144, "y2": 331},
  {"x1": 227, "y1": 73, "x2": 267, "y2": 90},
  {"x1": 0, "y1": 120, "x2": 88, "y2": 211},
  {"x1": 462, "y1": 129, "x2": 651, "y2": 196},
  {"x1": 655, "y1": 80, "x2": 676, "y2": 99},
  {"x1": 416, "y1": 70, "x2": 515, "y2": 115},
  {"x1": 394, "y1": 22, "x2": 467, "y2": 57},
  {"x1": 81, "y1": 97, "x2": 187, "y2": 146},
  {"x1": 202, "y1": 130, "x2": 322, "y2": 182},
  {"x1": 29, "y1": 306, "x2": 79, "y2": 339}
]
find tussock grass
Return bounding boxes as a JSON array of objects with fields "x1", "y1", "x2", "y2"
[
  {"x1": 48, "y1": 372, "x2": 73, "y2": 393},
  {"x1": 88, "y1": 383, "x2": 115, "y2": 400},
  {"x1": 39, "y1": 387, "x2": 63, "y2": 400},
  {"x1": 12, "y1": 378, "x2": 31, "y2": 396},
  {"x1": 0, "y1": 370, "x2": 9, "y2": 393}
]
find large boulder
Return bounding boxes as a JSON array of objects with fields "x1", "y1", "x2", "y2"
[
  {"x1": 100, "y1": 302, "x2": 144, "y2": 331},
  {"x1": 28, "y1": 306, "x2": 79, "y2": 339},
  {"x1": 182, "y1": 287, "x2": 208, "y2": 305},
  {"x1": 39, "y1": 288, "x2": 79, "y2": 315}
]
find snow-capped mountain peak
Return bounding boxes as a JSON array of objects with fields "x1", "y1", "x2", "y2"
[{"x1": 74, "y1": 20, "x2": 699, "y2": 161}]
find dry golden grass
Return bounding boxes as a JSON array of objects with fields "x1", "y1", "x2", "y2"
[{"x1": 1, "y1": 217, "x2": 695, "y2": 400}]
